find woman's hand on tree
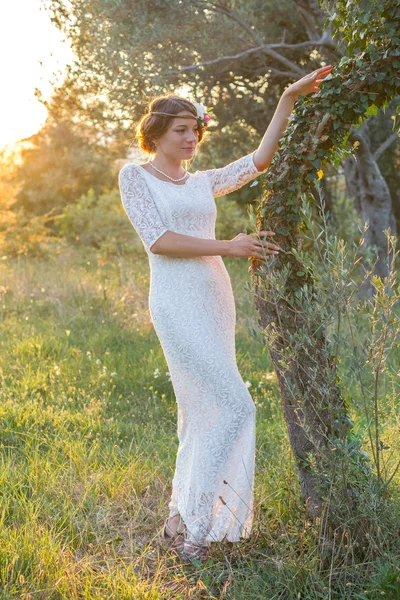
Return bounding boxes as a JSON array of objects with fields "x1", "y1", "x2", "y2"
[
  {"x1": 283, "y1": 65, "x2": 333, "y2": 101},
  {"x1": 228, "y1": 231, "x2": 280, "y2": 261}
]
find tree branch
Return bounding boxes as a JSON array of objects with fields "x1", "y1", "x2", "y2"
[
  {"x1": 166, "y1": 39, "x2": 334, "y2": 77},
  {"x1": 294, "y1": 0, "x2": 328, "y2": 41},
  {"x1": 372, "y1": 131, "x2": 399, "y2": 161},
  {"x1": 261, "y1": 47, "x2": 306, "y2": 77},
  {"x1": 199, "y1": 1, "x2": 265, "y2": 46},
  {"x1": 256, "y1": 67, "x2": 305, "y2": 79}
]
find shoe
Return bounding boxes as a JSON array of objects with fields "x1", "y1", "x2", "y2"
[
  {"x1": 179, "y1": 541, "x2": 210, "y2": 562},
  {"x1": 159, "y1": 514, "x2": 186, "y2": 549}
]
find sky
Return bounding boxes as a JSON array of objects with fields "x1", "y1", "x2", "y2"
[{"x1": 0, "y1": 0, "x2": 74, "y2": 150}]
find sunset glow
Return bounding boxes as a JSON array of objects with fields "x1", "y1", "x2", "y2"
[{"x1": 0, "y1": 0, "x2": 74, "y2": 150}]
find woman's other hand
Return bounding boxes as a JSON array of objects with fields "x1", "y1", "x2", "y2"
[{"x1": 228, "y1": 230, "x2": 280, "y2": 261}]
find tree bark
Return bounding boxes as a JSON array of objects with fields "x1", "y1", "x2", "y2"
[{"x1": 343, "y1": 121, "x2": 397, "y2": 297}]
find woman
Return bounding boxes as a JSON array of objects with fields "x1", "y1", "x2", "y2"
[{"x1": 118, "y1": 65, "x2": 333, "y2": 562}]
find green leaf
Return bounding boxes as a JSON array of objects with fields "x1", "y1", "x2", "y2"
[
  {"x1": 311, "y1": 159, "x2": 322, "y2": 169},
  {"x1": 276, "y1": 226, "x2": 289, "y2": 235},
  {"x1": 287, "y1": 214, "x2": 302, "y2": 222},
  {"x1": 296, "y1": 271, "x2": 305, "y2": 276},
  {"x1": 365, "y1": 104, "x2": 378, "y2": 115}
]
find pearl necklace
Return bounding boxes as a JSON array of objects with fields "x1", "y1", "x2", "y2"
[{"x1": 148, "y1": 161, "x2": 189, "y2": 182}]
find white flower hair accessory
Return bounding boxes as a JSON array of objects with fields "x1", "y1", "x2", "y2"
[{"x1": 192, "y1": 102, "x2": 212, "y2": 128}]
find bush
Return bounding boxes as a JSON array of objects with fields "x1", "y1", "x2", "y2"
[
  {"x1": 54, "y1": 189, "x2": 143, "y2": 257},
  {"x1": 0, "y1": 207, "x2": 59, "y2": 257}
]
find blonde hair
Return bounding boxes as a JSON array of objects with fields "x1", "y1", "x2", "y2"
[{"x1": 135, "y1": 94, "x2": 206, "y2": 154}]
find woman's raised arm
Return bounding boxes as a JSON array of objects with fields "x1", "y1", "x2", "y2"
[{"x1": 253, "y1": 65, "x2": 333, "y2": 171}]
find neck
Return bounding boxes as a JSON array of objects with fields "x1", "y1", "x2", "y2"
[{"x1": 150, "y1": 154, "x2": 185, "y2": 176}]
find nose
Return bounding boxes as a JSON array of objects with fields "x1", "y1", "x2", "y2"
[{"x1": 187, "y1": 131, "x2": 197, "y2": 144}]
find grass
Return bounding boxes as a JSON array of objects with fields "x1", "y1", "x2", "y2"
[{"x1": 0, "y1": 245, "x2": 399, "y2": 599}]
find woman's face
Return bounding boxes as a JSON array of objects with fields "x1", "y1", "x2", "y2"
[{"x1": 154, "y1": 111, "x2": 199, "y2": 160}]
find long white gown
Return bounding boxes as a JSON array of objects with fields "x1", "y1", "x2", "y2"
[{"x1": 118, "y1": 152, "x2": 267, "y2": 548}]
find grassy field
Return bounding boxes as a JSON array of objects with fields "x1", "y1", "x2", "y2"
[{"x1": 0, "y1": 245, "x2": 399, "y2": 599}]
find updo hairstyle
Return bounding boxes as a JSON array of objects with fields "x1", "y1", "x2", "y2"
[{"x1": 135, "y1": 94, "x2": 206, "y2": 154}]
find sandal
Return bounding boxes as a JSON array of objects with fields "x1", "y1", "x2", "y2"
[
  {"x1": 159, "y1": 514, "x2": 186, "y2": 549},
  {"x1": 179, "y1": 540, "x2": 210, "y2": 562}
]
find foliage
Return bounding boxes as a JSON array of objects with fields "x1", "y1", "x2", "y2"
[
  {"x1": 11, "y1": 81, "x2": 119, "y2": 216},
  {"x1": 43, "y1": 0, "x2": 400, "y2": 233},
  {"x1": 293, "y1": 193, "x2": 399, "y2": 528},
  {"x1": 0, "y1": 207, "x2": 60, "y2": 258},
  {"x1": 44, "y1": 0, "x2": 338, "y2": 166},
  {"x1": 54, "y1": 189, "x2": 142, "y2": 257},
  {"x1": 0, "y1": 148, "x2": 20, "y2": 210}
]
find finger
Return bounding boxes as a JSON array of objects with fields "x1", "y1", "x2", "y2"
[
  {"x1": 253, "y1": 251, "x2": 270, "y2": 261},
  {"x1": 251, "y1": 250, "x2": 265, "y2": 260},
  {"x1": 312, "y1": 74, "x2": 326, "y2": 82},
  {"x1": 256, "y1": 245, "x2": 279, "y2": 255},
  {"x1": 311, "y1": 66, "x2": 332, "y2": 78},
  {"x1": 253, "y1": 244, "x2": 280, "y2": 254},
  {"x1": 258, "y1": 242, "x2": 281, "y2": 251}
]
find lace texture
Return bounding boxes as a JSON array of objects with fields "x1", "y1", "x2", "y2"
[{"x1": 119, "y1": 152, "x2": 266, "y2": 546}]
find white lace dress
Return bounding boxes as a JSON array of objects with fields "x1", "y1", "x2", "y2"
[{"x1": 118, "y1": 152, "x2": 267, "y2": 548}]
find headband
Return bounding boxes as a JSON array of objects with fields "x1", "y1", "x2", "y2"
[{"x1": 149, "y1": 102, "x2": 212, "y2": 128}]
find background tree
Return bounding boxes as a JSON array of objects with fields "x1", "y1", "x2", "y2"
[
  {"x1": 343, "y1": 97, "x2": 399, "y2": 294},
  {"x1": 12, "y1": 80, "x2": 119, "y2": 216},
  {"x1": 45, "y1": 0, "x2": 399, "y2": 263},
  {"x1": 44, "y1": 0, "x2": 340, "y2": 167}
]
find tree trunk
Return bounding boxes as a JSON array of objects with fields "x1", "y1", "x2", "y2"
[
  {"x1": 343, "y1": 121, "x2": 397, "y2": 297},
  {"x1": 250, "y1": 272, "x2": 346, "y2": 517}
]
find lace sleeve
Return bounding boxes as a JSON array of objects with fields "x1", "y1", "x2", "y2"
[
  {"x1": 118, "y1": 164, "x2": 169, "y2": 254},
  {"x1": 201, "y1": 151, "x2": 268, "y2": 198}
]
